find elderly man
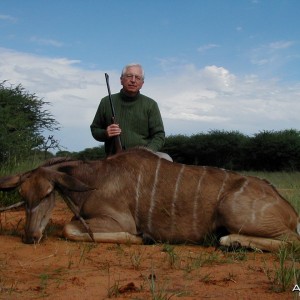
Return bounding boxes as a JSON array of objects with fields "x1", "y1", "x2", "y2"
[{"x1": 90, "y1": 63, "x2": 172, "y2": 161}]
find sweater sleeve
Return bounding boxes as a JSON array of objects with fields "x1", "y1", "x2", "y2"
[{"x1": 90, "y1": 97, "x2": 110, "y2": 142}]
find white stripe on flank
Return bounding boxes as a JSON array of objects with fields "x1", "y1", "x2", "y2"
[
  {"x1": 134, "y1": 169, "x2": 143, "y2": 227},
  {"x1": 193, "y1": 167, "x2": 206, "y2": 236},
  {"x1": 148, "y1": 159, "x2": 161, "y2": 232},
  {"x1": 217, "y1": 170, "x2": 229, "y2": 202},
  {"x1": 171, "y1": 164, "x2": 185, "y2": 234},
  {"x1": 233, "y1": 178, "x2": 249, "y2": 201}
]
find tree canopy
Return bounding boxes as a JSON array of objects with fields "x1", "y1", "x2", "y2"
[{"x1": 0, "y1": 81, "x2": 60, "y2": 165}]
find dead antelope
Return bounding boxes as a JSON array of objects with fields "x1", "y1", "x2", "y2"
[{"x1": 0, "y1": 148, "x2": 299, "y2": 251}]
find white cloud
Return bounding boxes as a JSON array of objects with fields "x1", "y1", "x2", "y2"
[
  {"x1": 1, "y1": 47, "x2": 300, "y2": 151},
  {"x1": 250, "y1": 40, "x2": 295, "y2": 66},
  {"x1": 30, "y1": 36, "x2": 64, "y2": 47},
  {"x1": 197, "y1": 44, "x2": 219, "y2": 53},
  {"x1": 269, "y1": 41, "x2": 294, "y2": 50},
  {"x1": 0, "y1": 14, "x2": 17, "y2": 23}
]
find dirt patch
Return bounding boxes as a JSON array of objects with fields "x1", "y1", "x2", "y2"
[{"x1": 0, "y1": 200, "x2": 297, "y2": 299}]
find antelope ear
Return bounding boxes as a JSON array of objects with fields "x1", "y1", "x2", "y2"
[
  {"x1": 51, "y1": 171, "x2": 94, "y2": 192},
  {"x1": 0, "y1": 174, "x2": 21, "y2": 190},
  {"x1": 20, "y1": 175, "x2": 54, "y2": 202}
]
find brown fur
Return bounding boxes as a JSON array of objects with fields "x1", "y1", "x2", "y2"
[{"x1": 0, "y1": 148, "x2": 299, "y2": 251}]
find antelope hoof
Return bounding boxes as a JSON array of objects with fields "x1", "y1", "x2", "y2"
[{"x1": 220, "y1": 236, "x2": 241, "y2": 249}]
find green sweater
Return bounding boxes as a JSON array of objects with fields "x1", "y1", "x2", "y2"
[{"x1": 90, "y1": 89, "x2": 165, "y2": 155}]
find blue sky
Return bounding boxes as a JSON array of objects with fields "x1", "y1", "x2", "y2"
[{"x1": 1, "y1": 0, "x2": 300, "y2": 152}]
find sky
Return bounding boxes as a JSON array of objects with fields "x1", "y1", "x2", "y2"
[{"x1": 1, "y1": 0, "x2": 300, "y2": 152}]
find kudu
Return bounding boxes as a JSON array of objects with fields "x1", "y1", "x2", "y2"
[{"x1": 0, "y1": 148, "x2": 299, "y2": 251}]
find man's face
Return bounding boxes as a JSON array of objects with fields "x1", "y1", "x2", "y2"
[{"x1": 120, "y1": 66, "x2": 144, "y2": 96}]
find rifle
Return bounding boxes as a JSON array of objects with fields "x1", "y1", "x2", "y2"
[{"x1": 104, "y1": 73, "x2": 123, "y2": 154}]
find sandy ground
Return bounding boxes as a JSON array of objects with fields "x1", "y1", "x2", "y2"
[{"x1": 0, "y1": 200, "x2": 298, "y2": 300}]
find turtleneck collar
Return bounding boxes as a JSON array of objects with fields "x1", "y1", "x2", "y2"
[{"x1": 120, "y1": 89, "x2": 140, "y2": 102}]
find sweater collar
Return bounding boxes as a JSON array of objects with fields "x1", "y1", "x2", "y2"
[{"x1": 120, "y1": 89, "x2": 140, "y2": 102}]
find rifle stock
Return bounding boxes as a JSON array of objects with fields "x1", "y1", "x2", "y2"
[{"x1": 105, "y1": 73, "x2": 123, "y2": 154}]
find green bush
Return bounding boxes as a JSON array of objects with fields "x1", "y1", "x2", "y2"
[
  {"x1": 163, "y1": 129, "x2": 300, "y2": 171},
  {"x1": 245, "y1": 129, "x2": 300, "y2": 171}
]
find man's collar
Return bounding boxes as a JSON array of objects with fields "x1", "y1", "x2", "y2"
[{"x1": 120, "y1": 89, "x2": 140, "y2": 101}]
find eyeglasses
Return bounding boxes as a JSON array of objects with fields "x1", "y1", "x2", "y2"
[{"x1": 123, "y1": 74, "x2": 143, "y2": 82}]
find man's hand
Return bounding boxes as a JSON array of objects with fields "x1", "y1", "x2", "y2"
[{"x1": 106, "y1": 124, "x2": 121, "y2": 137}]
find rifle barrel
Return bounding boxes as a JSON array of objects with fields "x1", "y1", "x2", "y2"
[{"x1": 104, "y1": 73, "x2": 123, "y2": 153}]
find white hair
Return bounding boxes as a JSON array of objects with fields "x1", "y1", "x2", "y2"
[{"x1": 121, "y1": 63, "x2": 145, "y2": 79}]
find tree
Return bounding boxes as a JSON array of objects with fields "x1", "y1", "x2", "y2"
[
  {"x1": 191, "y1": 130, "x2": 248, "y2": 169},
  {"x1": 246, "y1": 129, "x2": 300, "y2": 171},
  {"x1": 75, "y1": 146, "x2": 106, "y2": 160},
  {"x1": 163, "y1": 135, "x2": 191, "y2": 163},
  {"x1": 0, "y1": 81, "x2": 60, "y2": 164},
  {"x1": 56, "y1": 146, "x2": 106, "y2": 160}
]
